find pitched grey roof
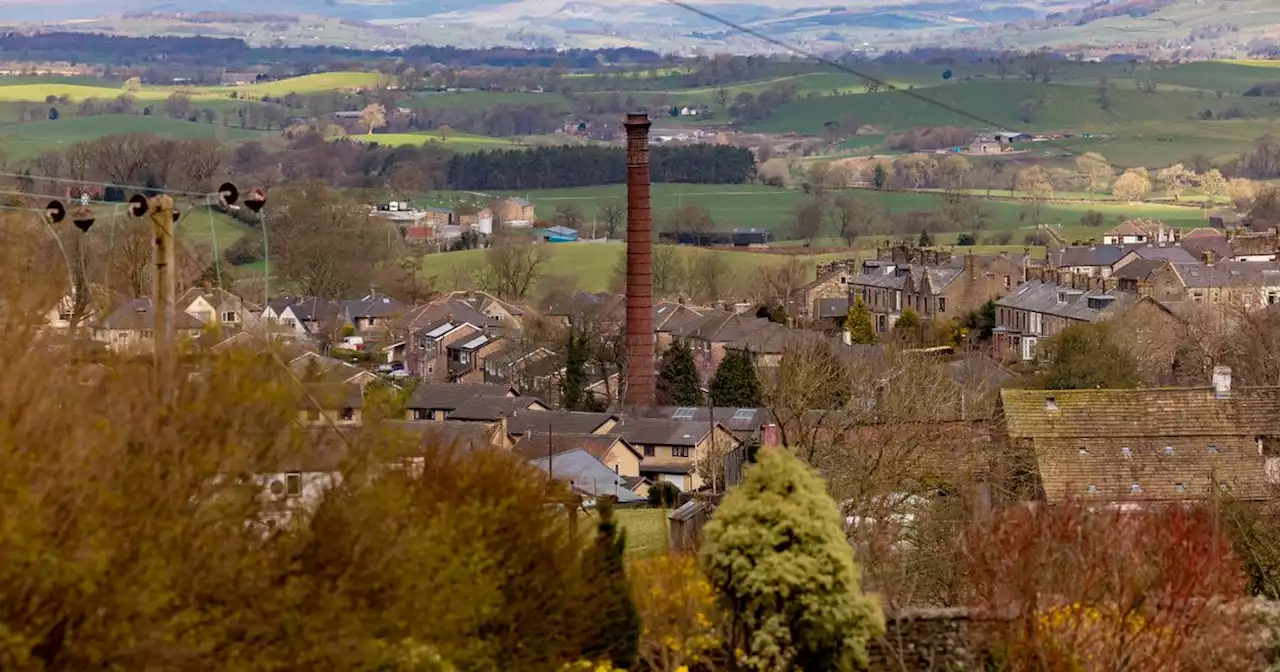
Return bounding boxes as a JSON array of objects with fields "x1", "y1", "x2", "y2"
[
  {"x1": 529, "y1": 449, "x2": 645, "y2": 503},
  {"x1": 343, "y1": 292, "x2": 407, "y2": 319},
  {"x1": 816, "y1": 298, "x2": 851, "y2": 319},
  {"x1": 400, "y1": 300, "x2": 494, "y2": 333},
  {"x1": 405, "y1": 383, "x2": 516, "y2": 411},
  {"x1": 1175, "y1": 261, "x2": 1280, "y2": 289},
  {"x1": 995, "y1": 280, "x2": 1135, "y2": 321},
  {"x1": 447, "y1": 395, "x2": 546, "y2": 421},
  {"x1": 504, "y1": 410, "x2": 617, "y2": 437},
  {"x1": 725, "y1": 322, "x2": 795, "y2": 354},
  {"x1": 280, "y1": 296, "x2": 341, "y2": 322},
  {"x1": 298, "y1": 383, "x2": 364, "y2": 410},
  {"x1": 382, "y1": 420, "x2": 499, "y2": 452},
  {"x1": 614, "y1": 417, "x2": 735, "y2": 447},
  {"x1": 96, "y1": 298, "x2": 205, "y2": 331},
  {"x1": 513, "y1": 432, "x2": 637, "y2": 462},
  {"x1": 623, "y1": 406, "x2": 768, "y2": 434}
]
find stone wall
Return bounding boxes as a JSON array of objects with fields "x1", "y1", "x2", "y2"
[{"x1": 867, "y1": 608, "x2": 1000, "y2": 671}]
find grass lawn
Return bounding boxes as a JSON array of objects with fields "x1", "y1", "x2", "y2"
[
  {"x1": 616, "y1": 508, "x2": 670, "y2": 558},
  {"x1": 0, "y1": 115, "x2": 266, "y2": 159}
]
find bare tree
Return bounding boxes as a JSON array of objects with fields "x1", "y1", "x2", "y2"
[
  {"x1": 270, "y1": 183, "x2": 384, "y2": 299},
  {"x1": 687, "y1": 248, "x2": 734, "y2": 302},
  {"x1": 109, "y1": 218, "x2": 153, "y2": 298},
  {"x1": 478, "y1": 235, "x2": 550, "y2": 301},
  {"x1": 359, "y1": 103, "x2": 387, "y2": 136},
  {"x1": 759, "y1": 257, "x2": 808, "y2": 311},
  {"x1": 792, "y1": 198, "x2": 826, "y2": 246},
  {"x1": 598, "y1": 199, "x2": 625, "y2": 240}
]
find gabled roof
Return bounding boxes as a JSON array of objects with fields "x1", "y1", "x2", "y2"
[
  {"x1": 513, "y1": 432, "x2": 639, "y2": 463},
  {"x1": 298, "y1": 382, "x2": 364, "y2": 410},
  {"x1": 614, "y1": 417, "x2": 740, "y2": 447},
  {"x1": 95, "y1": 298, "x2": 205, "y2": 331},
  {"x1": 343, "y1": 292, "x2": 407, "y2": 319},
  {"x1": 623, "y1": 406, "x2": 768, "y2": 433},
  {"x1": 529, "y1": 449, "x2": 645, "y2": 503},
  {"x1": 451, "y1": 332, "x2": 501, "y2": 352},
  {"x1": 725, "y1": 322, "x2": 795, "y2": 355},
  {"x1": 177, "y1": 286, "x2": 260, "y2": 313},
  {"x1": 279, "y1": 296, "x2": 341, "y2": 322},
  {"x1": 447, "y1": 395, "x2": 547, "y2": 421},
  {"x1": 545, "y1": 291, "x2": 625, "y2": 322},
  {"x1": 398, "y1": 299, "x2": 494, "y2": 333},
  {"x1": 382, "y1": 419, "x2": 501, "y2": 452},
  {"x1": 1229, "y1": 233, "x2": 1278, "y2": 258},
  {"x1": 654, "y1": 303, "x2": 710, "y2": 332},
  {"x1": 1103, "y1": 220, "x2": 1150, "y2": 238},
  {"x1": 995, "y1": 280, "x2": 1135, "y2": 322},
  {"x1": 1001, "y1": 387, "x2": 1279, "y2": 502},
  {"x1": 405, "y1": 383, "x2": 517, "y2": 411},
  {"x1": 504, "y1": 410, "x2": 618, "y2": 437}
]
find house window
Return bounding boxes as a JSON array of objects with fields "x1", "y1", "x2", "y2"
[
  {"x1": 672, "y1": 447, "x2": 690, "y2": 458},
  {"x1": 1086, "y1": 484, "x2": 1098, "y2": 494},
  {"x1": 221, "y1": 311, "x2": 238, "y2": 322},
  {"x1": 644, "y1": 446, "x2": 655, "y2": 457},
  {"x1": 340, "y1": 407, "x2": 355, "y2": 421},
  {"x1": 286, "y1": 473, "x2": 302, "y2": 497},
  {"x1": 413, "y1": 409, "x2": 430, "y2": 420},
  {"x1": 427, "y1": 363, "x2": 434, "y2": 375},
  {"x1": 938, "y1": 297, "x2": 946, "y2": 313},
  {"x1": 1121, "y1": 447, "x2": 1132, "y2": 458},
  {"x1": 1208, "y1": 445, "x2": 1219, "y2": 454},
  {"x1": 140, "y1": 329, "x2": 154, "y2": 339},
  {"x1": 284, "y1": 319, "x2": 297, "y2": 327},
  {"x1": 1164, "y1": 446, "x2": 1174, "y2": 456},
  {"x1": 1130, "y1": 483, "x2": 1142, "y2": 494},
  {"x1": 306, "y1": 409, "x2": 320, "y2": 422},
  {"x1": 58, "y1": 310, "x2": 72, "y2": 322},
  {"x1": 1003, "y1": 275, "x2": 1011, "y2": 289},
  {"x1": 1176, "y1": 483, "x2": 1187, "y2": 493},
  {"x1": 367, "y1": 318, "x2": 378, "y2": 326}
]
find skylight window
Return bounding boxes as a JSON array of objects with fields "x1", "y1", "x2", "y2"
[
  {"x1": 1175, "y1": 483, "x2": 1187, "y2": 493},
  {"x1": 1208, "y1": 445, "x2": 1220, "y2": 454},
  {"x1": 1130, "y1": 483, "x2": 1143, "y2": 494},
  {"x1": 1087, "y1": 484, "x2": 1098, "y2": 494},
  {"x1": 1121, "y1": 447, "x2": 1132, "y2": 458},
  {"x1": 672, "y1": 407, "x2": 697, "y2": 420},
  {"x1": 731, "y1": 408, "x2": 755, "y2": 422},
  {"x1": 1164, "y1": 446, "x2": 1174, "y2": 456}
]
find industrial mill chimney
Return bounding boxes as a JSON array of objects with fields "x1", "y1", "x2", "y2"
[{"x1": 623, "y1": 113, "x2": 655, "y2": 406}]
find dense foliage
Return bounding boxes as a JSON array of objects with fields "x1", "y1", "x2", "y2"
[
  {"x1": 708, "y1": 350, "x2": 763, "y2": 408},
  {"x1": 656, "y1": 340, "x2": 704, "y2": 407},
  {"x1": 701, "y1": 447, "x2": 883, "y2": 671},
  {"x1": 446, "y1": 145, "x2": 756, "y2": 191}
]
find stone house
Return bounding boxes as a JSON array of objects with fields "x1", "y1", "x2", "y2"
[
  {"x1": 1000, "y1": 373, "x2": 1279, "y2": 504},
  {"x1": 847, "y1": 254, "x2": 1026, "y2": 333},
  {"x1": 793, "y1": 267, "x2": 855, "y2": 319},
  {"x1": 669, "y1": 312, "x2": 774, "y2": 384},
  {"x1": 489, "y1": 197, "x2": 536, "y2": 227},
  {"x1": 92, "y1": 298, "x2": 205, "y2": 352},
  {"x1": 1101, "y1": 219, "x2": 1177, "y2": 245},
  {"x1": 177, "y1": 286, "x2": 260, "y2": 330},
  {"x1": 994, "y1": 277, "x2": 1135, "y2": 361},
  {"x1": 342, "y1": 292, "x2": 407, "y2": 336},
  {"x1": 1140, "y1": 260, "x2": 1280, "y2": 308}
]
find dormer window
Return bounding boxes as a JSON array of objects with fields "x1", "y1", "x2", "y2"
[
  {"x1": 1087, "y1": 484, "x2": 1098, "y2": 494},
  {"x1": 1121, "y1": 447, "x2": 1132, "y2": 458},
  {"x1": 1164, "y1": 446, "x2": 1174, "y2": 456},
  {"x1": 1130, "y1": 483, "x2": 1143, "y2": 494},
  {"x1": 1044, "y1": 397, "x2": 1058, "y2": 411},
  {"x1": 1175, "y1": 483, "x2": 1187, "y2": 493}
]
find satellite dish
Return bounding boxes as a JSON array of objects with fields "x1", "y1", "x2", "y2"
[
  {"x1": 71, "y1": 206, "x2": 95, "y2": 233},
  {"x1": 218, "y1": 182, "x2": 239, "y2": 206},
  {"x1": 45, "y1": 200, "x2": 66, "y2": 223},
  {"x1": 128, "y1": 194, "x2": 149, "y2": 218}
]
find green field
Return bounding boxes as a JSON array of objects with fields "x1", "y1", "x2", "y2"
[
  {"x1": 0, "y1": 115, "x2": 266, "y2": 159},
  {"x1": 344, "y1": 131, "x2": 516, "y2": 152},
  {"x1": 417, "y1": 241, "x2": 857, "y2": 293},
  {"x1": 749, "y1": 80, "x2": 1280, "y2": 136},
  {"x1": 437, "y1": 183, "x2": 1215, "y2": 238},
  {"x1": 0, "y1": 71, "x2": 383, "y2": 104}
]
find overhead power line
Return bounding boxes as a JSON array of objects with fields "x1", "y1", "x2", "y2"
[{"x1": 660, "y1": 0, "x2": 1079, "y2": 156}]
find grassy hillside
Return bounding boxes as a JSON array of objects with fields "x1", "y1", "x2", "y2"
[
  {"x1": 0, "y1": 71, "x2": 380, "y2": 104},
  {"x1": 0, "y1": 116, "x2": 266, "y2": 159},
  {"x1": 1150, "y1": 61, "x2": 1280, "y2": 94},
  {"x1": 749, "y1": 80, "x2": 1280, "y2": 135}
]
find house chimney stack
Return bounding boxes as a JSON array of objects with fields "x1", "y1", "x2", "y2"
[
  {"x1": 1213, "y1": 365, "x2": 1232, "y2": 400},
  {"x1": 623, "y1": 113, "x2": 655, "y2": 406}
]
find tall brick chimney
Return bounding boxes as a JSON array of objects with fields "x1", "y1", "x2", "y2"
[{"x1": 624, "y1": 113, "x2": 655, "y2": 406}]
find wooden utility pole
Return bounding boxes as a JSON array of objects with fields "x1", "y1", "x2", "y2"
[{"x1": 149, "y1": 195, "x2": 177, "y2": 349}]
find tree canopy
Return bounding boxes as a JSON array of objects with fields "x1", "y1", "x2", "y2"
[
  {"x1": 709, "y1": 350, "x2": 763, "y2": 408},
  {"x1": 656, "y1": 340, "x2": 704, "y2": 406},
  {"x1": 700, "y1": 448, "x2": 883, "y2": 671},
  {"x1": 844, "y1": 298, "x2": 876, "y2": 345}
]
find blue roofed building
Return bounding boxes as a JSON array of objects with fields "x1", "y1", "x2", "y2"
[{"x1": 537, "y1": 225, "x2": 579, "y2": 243}]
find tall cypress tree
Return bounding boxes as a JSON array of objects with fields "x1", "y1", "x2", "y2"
[
  {"x1": 561, "y1": 329, "x2": 592, "y2": 411},
  {"x1": 844, "y1": 298, "x2": 876, "y2": 345},
  {"x1": 709, "y1": 350, "x2": 763, "y2": 407},
  {"x1": 656, "y1": 340, "x2": 704, "y2": 406},
  {"x1": 582, "y1": 496, "x2": 640, "y2": 668}
]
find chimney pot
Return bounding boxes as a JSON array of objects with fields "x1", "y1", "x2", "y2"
[{"x1": 1213, "y1": 365, "x2": 1232, "y2": 400}]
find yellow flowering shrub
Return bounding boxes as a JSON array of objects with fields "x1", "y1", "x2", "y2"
[{"x1": 630, "y1": 554, "x2": 723, "y2": 672}]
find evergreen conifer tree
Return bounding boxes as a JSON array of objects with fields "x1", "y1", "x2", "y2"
[
  {"x1": 844, "y1": 297, "x2": 876, "y2": 345},
  {"x1": 701, "y1": 448, "x2": 883, "y2": 671},
  {"x1": 656, "y1": 340, "x2": 704, "y2": 406},
  {"x1": 561, "y1": 329, "x2": 593, "y2": 411},
  {"x1": 709, "y1": 350, "x2": 763, "y2": 407},
  {"x1": 582, "y1": 496, "x2": 641, "y2": 668}
]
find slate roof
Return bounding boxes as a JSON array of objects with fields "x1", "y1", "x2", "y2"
[
  {"x1": 654, "y1": 303, "x2": 710, "y2": 332},
  {"x1": 623, "y1": 406, "x2": 768, "y2": 434},
  {"x1": 995, "y1": 280, "x2": 1135, "y2": 321},
  {"x1": 399, "y1": 300, "x2": 494, "y2": 333},
  {"x1": 1179, "y1": 235, "x2": 1233, "y2": 263},
  {"x1": 1110, "y1": 259, "x2": 1163, "y2": 281},
  {"x1": 1173, "y1": 261, "x2": 1280, "y2": 289},
  {"x1": 529, "y1": 449, "x2": 645, "y2": 503},
  {"x1": 1104, "y1": 220, "x2": 1149, "y2": 238},
  {"x1": 725, "y1": 322, "x2": 796, "y2": 354},
  {"x1": 382, "y1": 419, "x2": 500, "y2": 452},
  {"x1": 96, "y1": 298, "x2": 205, "y2": 331},
  {"x1": 343, "y1": 292, "x2": 407, "y2": 319},
  {"x1": 1001, "y1": 387, "x2": 1280, "y2": 503},
  {"x1": 281, "y1": 296, "x2": 341, "y2": 322},
  {"x1": 504, "y1": 410, "x2": 617, "y2": 437},
  {"x1": 405, "y1": 383, "x2": 516, "y2": 411},
  {"x1": 177, "y1": 286, "x2": 260, "y2": 312},
  {"x1": 446, "y1": 395, "x2": 546, "y2": 421},
  {"x1": 1229, "y1": 233, "x2": 1278, "y2": 258},
  {"x1": 614, "y1": 417, "x2": 738, "y2": 447},
  {"x1": 671, "y1": 312, "x2": 772, "y2": 343},
  {"x1": 298, "y1": 383, "x2": 364, "y2": 410},
  {"x1": 513, "y1": 432, "x2": 638, "y2": 463}
]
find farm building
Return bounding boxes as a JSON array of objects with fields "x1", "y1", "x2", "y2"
[
  {"x1": 538, "y1": 226, "x2": 579, "y2": 243},
  {"x1": 658, "y1": 229, "x2": 771, "y2": 248}
]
